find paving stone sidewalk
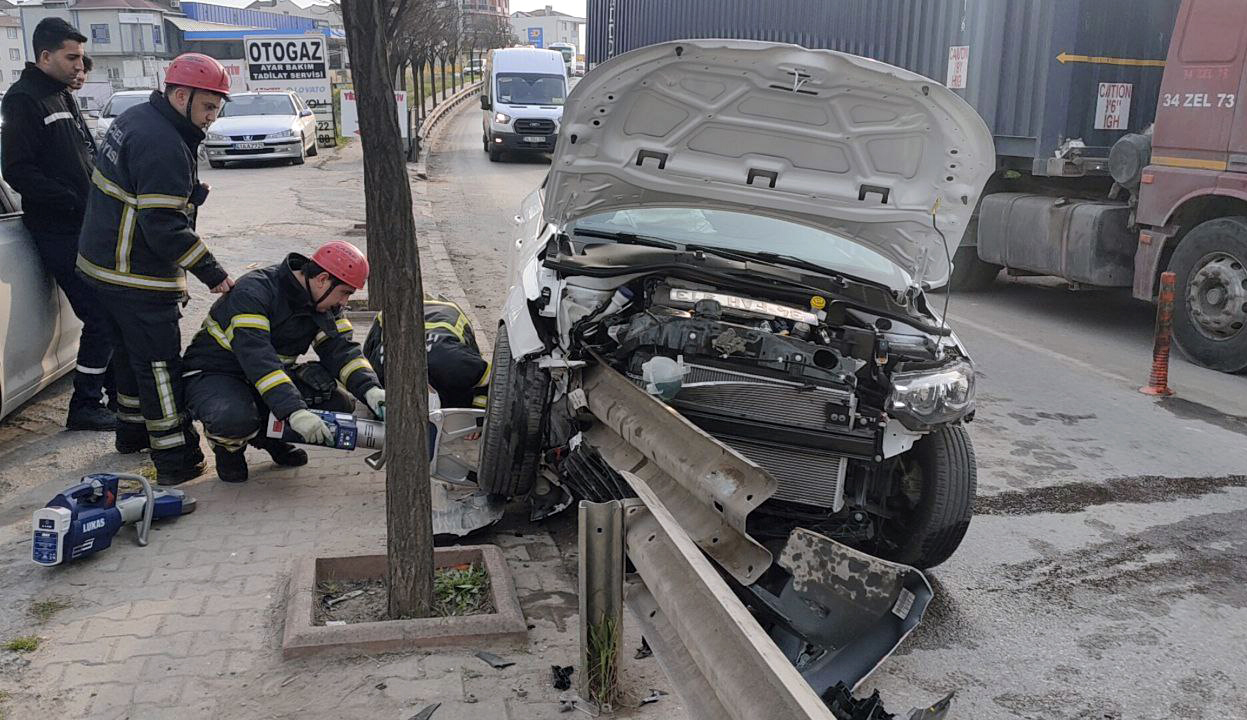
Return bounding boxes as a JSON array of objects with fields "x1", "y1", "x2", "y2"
[{"x1": 0, "y1": 117, "x2": 680, "y2": 719}]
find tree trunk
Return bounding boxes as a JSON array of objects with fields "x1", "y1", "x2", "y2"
[
  {"x1": 441, "y1": 58, "x2": 447, "y2": 101},
  {"x1": 413, "y1": 55, "x2": 424, "y2": 120},
  {"x1": 341, "y1": 0, "x2": 434, "y2": 621},
  {"x1": 429, "y1": 58, "x2": 438, "y2": 109}
]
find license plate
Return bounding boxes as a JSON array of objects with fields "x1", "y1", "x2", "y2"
[
  {"x1": 235, "y1": 142, "x2": 264, "y2": 150},
  {"x1": 523, "y1": 136, "x2": 545, "y2": 143}
]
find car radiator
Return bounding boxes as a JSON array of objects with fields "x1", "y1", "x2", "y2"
[{"x1": 644, "y1": 362, "x2": 853, "y2": 510}]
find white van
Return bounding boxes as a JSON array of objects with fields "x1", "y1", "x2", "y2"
[{"x1": 481, "y1": 48, "x2": 568, "y2": 162}]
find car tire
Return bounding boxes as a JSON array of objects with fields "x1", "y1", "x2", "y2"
[
  {"x1": 209, "y1": 160, "x2": 225, "y2": 169},
  {"x1": 291, "y1": 136, "x2": 307, "y2": 165},
  {"x1": 483, "y1": 131, "x2": 490, "y2": 153},
  {"x1": 489, "y1": 145, "x2": 501, "y2": 162},
  {"x1": 1168, "y1": 216, "x2": 1247, "y2": 372},
  {"x1": 477, "y1": 325, "x2": 549, "y2": 497},
  {"x1": 880, "y1": 425, "x2": 976, "y2": 569},
  {"x1": 308, "y1": 137, "x2": 319, "y2": 157}
]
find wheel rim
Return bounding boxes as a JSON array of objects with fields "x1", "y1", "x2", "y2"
[{"x1": 1186, "y1": 251, "x2": 1247, "y2": 341}]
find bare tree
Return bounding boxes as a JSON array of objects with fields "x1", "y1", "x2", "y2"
[{"x1": 340, "y1": 0, "x2": 435, "y2": 620}]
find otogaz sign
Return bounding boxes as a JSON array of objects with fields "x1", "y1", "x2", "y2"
[{"x1": 244, "y1": 35, "x2": 335, "y2": 147}]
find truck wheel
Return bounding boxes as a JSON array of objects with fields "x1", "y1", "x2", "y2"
[
  {"x1": 477, "y1": 325, "x2": 549, "y2": 497},
  {"x1": 946, "y1": 245, "x2": 1002, "y2": 291},
  {"x1": 1169, "y1": 217, "x2": 1247, "y2": 372},
  {"x1": 489, "y1": 146, "x2": 501, "y2": 162},
  {"x1": 875, "y1": 425, "x2": 976, "y2": 569}
]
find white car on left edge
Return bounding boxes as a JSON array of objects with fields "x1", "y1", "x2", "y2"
[{"x1": 204, "y1": 91, "x2": 319, "y2": 168}]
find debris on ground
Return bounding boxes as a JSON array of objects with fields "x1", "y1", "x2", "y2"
[
  {"x1": 551, "y1": 664, "x2": 574, "y2": 690},
  {"x1": 408, "y1": 703, "x2": 440, "y2": 720},
  {"x1": 634, "y1": 638, "x2": 652, "y2": 660},
  {"x1": 464, "y1": 693, "x2": 478, "y2": 704},
  {"x1": 640, "y1": 689, "x2": 667, "y2": 705},
  {"x1": 475, "y1": 651, "x2": 515, "y2": 669},
  {"x1": 374, "y1": 682, "x2": 387, "y2": 691},
  {"x1": 324, "y1": 589, "x2": 365, "y2": 608}
]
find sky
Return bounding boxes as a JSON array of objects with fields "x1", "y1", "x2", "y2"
[{"x1": 510, "y1": 0, "x2": 587, "y2": 18}]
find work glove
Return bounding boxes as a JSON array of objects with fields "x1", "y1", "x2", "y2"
[
  {"x1": 365, "y1": 387, "x2": 386, "y2": 420},
  {"x1": 289, "y1": 409, "x2": 334, "y2": 446}
]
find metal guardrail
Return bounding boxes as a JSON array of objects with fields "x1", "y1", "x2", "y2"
[{"x1": 411, "y1": 80, "x2": 482, "y2": 160}]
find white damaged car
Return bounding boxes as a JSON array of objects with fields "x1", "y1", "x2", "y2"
[{"x1": 478, "y1": 39, "x2": 994, "y2": 570}]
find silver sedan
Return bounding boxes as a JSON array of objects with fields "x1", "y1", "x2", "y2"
[{"x1": 203, "y1": 92, "x2": 319, "y2": 168}]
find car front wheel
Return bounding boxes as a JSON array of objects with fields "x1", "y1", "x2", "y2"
[
  {"x1": 291, "y1": 135, "x2": 307, "y2": 165},
  {"x1": 477, "y1": 325, "x2": 550, "y2": 497},
  {"x1": 871, "y1": 425, "x2": 976, "y2": 569}
]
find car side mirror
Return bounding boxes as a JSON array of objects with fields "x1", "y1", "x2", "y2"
[
  {"x1": 480, "y1": 96, "x2": 491, "y2": 111},
  {"x1": 86, "y1": 110, "x2": 100, "y2": 119},
  {"x1": 300, "y1": 108, "x2": 314, "y2": 117}
]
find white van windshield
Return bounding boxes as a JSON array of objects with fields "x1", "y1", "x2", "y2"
[{"x1": 496, "y1": 73, "x2": 566, "y2": 106}]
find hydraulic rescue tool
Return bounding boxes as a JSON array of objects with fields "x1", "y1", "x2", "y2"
[
  {"x1": 32, "y1": 473, "x2": 196, "y2": 566},
  {"x1": 266, "y1": 409, "x2": 388, "y2": 468}
]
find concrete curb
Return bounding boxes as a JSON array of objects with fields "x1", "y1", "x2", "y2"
[
  {"x1": 282, "y1": 544, "x2": 527, "y2": 659},
  {"x1": 408, "y1": 99, "x2": 491, "y2": 353}
]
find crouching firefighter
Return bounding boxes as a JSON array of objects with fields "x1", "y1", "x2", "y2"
[
  {"x1": 182, "y1": 241, "x2": 386, "y2": 483},
  {"x1": 363, "y1": 296, "x2": 489, "y2": 410}
]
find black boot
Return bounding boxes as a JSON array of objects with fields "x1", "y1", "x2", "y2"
[
  {"x1": 213, "y1": 446, "x2": 249, "y2": 483},
  {"x1": 156, "y1": 456, "x2": 207, "y2": 486},
  {"x1": 250, "y1": 437, "x2": 308, "y2": 467},
  {"x1": 115, "y1": 427, "x2": 150, "y2": 454},
  {"x1": 155, "y1": 441, "x2": 207, "y2": 486},
  {"x1": 66, "y1": 402, "x2": 116, "y2": 431}
]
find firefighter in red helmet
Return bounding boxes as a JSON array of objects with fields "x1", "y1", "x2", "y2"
[
  {"x1": 182, "y1": 242, "x2": 385, "y2": 483},
  {"x1": 77, "y1": 52, "x2": 234, "y2": 484}
]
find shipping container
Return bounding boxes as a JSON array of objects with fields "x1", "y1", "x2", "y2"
[{"x1": 587, "y1": 0, "x2": 1183, "y2": 175}]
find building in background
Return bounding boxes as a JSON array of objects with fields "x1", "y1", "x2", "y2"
[
  {"x1": 509, "y1": 5, "x2": 581, "y2": 50},
  {"x1": 0, "y1": 10, "x2": 24, "y2": 92},
  {"x1": 462, "y1": 0, "x2": 509, "y2": 21},
  {"x1": 16, "y1": 0, "x2": 176, "y2": 90}
]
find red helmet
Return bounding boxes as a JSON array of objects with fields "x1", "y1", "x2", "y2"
[
  {"x1": 312, "y1": 241, "x2": 369, "y2": 290},
  {"x1": 164, "y1": 53, "x2": 231, "y2": 98}
]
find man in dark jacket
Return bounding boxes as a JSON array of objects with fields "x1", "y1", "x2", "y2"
[
  {"x1": 183, "y1": 242, "x2": 385, "y2": 483},
  {"x1": 1, "y1": 18, "x2": 113, "y2": 430},
  {"x1": 77, "y1": 53, "x2": 233, "y2": 484}
]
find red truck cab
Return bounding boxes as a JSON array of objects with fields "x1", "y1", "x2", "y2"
[{"x1": 1133, "y1": 0, "x2": 1247, "y2": 370}]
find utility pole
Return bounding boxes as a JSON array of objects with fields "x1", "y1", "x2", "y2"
[{"x1": 341, "y1": 0, "x2": 434, "y2": 620}]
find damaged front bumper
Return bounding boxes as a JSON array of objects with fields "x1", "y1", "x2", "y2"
[{"x1": 565, "y1": 361, "x2": 953, "y2": 719}]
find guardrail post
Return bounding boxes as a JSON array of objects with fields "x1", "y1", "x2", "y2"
[{"x1": 578, "y1": 500, "x2": 624, "y2": 709}]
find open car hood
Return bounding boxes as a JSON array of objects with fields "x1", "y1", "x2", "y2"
[{"x1": 545, "y1": 40, "x2": 995, "y2": 286}]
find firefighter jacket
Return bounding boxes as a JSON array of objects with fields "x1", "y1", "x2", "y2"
[
  {"x1": 182, "y1": 253, "x2": 381, "y2": 420},
  {"x1": 363, "y1": 297, "x2": 489, "y2": 409},
  {"x1": 76, "y1": 91, "x2": 227, "y2": 295},
  {"x1": 0, "y1": 63, "x2": 96, "y2": 235}
]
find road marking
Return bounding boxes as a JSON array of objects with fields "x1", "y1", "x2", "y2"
[
  {"x1": 1056, "y1": 51, "x2": 1166, "y2": 68},
  {"x1": 948, "y1": 313, "x2": 1136, "y2": 386}
]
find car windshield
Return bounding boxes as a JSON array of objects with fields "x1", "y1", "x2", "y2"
[
  {"x1": 571, "y1": 208, "x2": 912, "y2": 289},
  {"x1": 219, "y1": 94, "x2": 295, "y2": 117},
  {"x1": 496, "y1": 73, "x2": 565, "y2": 106},
  {"x1": 103, "y1": 94, "x2": 147, "y2": 117},
  {"x1": 553, "y1": 47, "x2": 574, "y2": 62}
]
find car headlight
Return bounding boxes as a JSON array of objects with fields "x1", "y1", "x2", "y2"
[
  {"x1": 269, "y1": 129, "x2": 295, "y2": 139},
  {"x1": 206, "y1": 131, "x2": 227, "y2": 141},
  {"x1": 888, "y1": 359, "x2": 975, "y2": 429},
  {"x1": 493, "y1": 112, "x2": 511, "y2": 124}
]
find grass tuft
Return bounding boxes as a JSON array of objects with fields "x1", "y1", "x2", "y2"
[
  {"x1": 586, "y1": 616, "x2": 621, "y2": 708},
  {"x1": 433, "y1": 563, "x2": 491, "y2": 617},
  {"x1": 28, "y1": 597, "x2": 71, "y2": 624},
  {"x1": 4, "y1": 636, "x2": 39, "y2": 653}
]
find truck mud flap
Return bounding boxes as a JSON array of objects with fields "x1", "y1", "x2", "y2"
[{"x1": 576, "y1": 362, "x2": 952, "y2": 719}]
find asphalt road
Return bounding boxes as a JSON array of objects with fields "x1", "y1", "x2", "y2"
[{"x1": 426, "y1": 107, "x2": 1247, "y2": 719}]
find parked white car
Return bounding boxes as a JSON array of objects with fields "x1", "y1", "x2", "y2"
[
  {"x1": 0, "y1": 174, "x2": 79, "y2": 420},
  {"x1": 203, "y1": 91, "x2": 319, "y2": 168},
  {"x1": 89, "y1": 90, "x2": 150, "y2": 146},
  {"x1": 479, "y1": 40, "x2": 994, "y2": 570}
]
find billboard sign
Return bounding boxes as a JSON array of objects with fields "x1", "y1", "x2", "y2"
[{"x1": 244, "y1": 35, "x2": 335, "y2": 146}]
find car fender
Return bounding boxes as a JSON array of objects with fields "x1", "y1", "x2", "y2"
[{"x1": 501, "y1": 282, "x2": 544, "y2": 360}]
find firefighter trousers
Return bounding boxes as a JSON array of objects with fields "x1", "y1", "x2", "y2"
[
  {"x1": 35, "y1": 230, "x2": 113, "y2": 409},
  {"x1": 185, "y1": 365, "x2": 353, "y2": 452},
  {"x1": 94, "y1": 288, "x2": 201, "y2": 473}
]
